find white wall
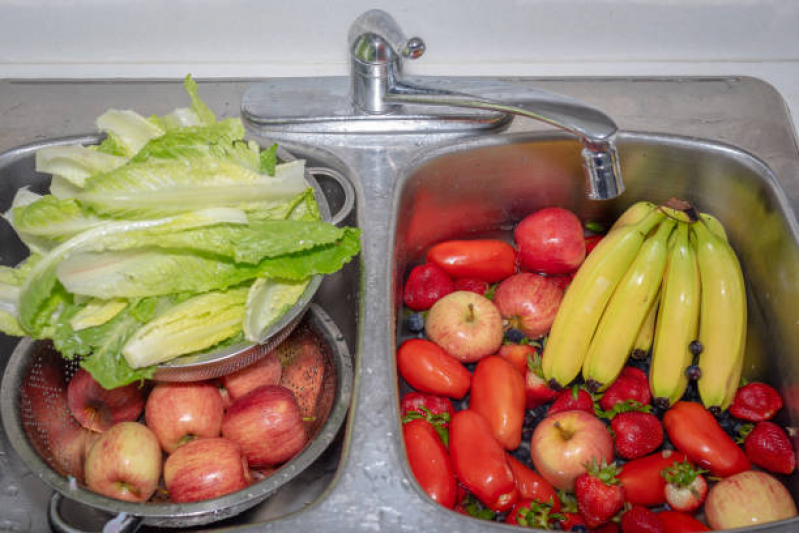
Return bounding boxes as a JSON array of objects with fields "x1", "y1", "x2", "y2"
[{"x1": 1, "y1": 0, "x2": 798, "y2": 122}]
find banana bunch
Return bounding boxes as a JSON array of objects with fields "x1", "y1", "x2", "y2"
[{"x1": 542, "y1": 201, "x2": 747, "y2": 411}]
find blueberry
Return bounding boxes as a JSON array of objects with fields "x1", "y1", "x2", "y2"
[
  {"x1": 661, "y1": 433, "x2": 675, "y2": 450},
  {"x1": 504, "y1": 327, "x2": 526, "y2": 344},
  {"x1": 716, "y1": 411, "x2": 737, "y2": 435},
  {"x1": 406, "y1": 312, "x2": 425, "y2": 333},
  {"x1": 628, "y1": 357, "x2": 651, "y2": 374},
  {"x1": 685, "y1": 365, "x2": 702, "y2": 381},
  {"x1": 570, "y1": 526, "x2": 589, "y2": 532}
]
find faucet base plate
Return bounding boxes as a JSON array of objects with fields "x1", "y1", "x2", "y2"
[{"x1": 242, "y1": 76, "x2": 511, "y2": 134}]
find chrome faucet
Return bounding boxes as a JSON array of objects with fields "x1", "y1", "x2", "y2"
[{"x1": 348, "y1": 10, "x2": 624, "y2": 200}]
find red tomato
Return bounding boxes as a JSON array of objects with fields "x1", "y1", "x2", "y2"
[
  {"x1": 617, "y1": 449, "x2": 689, "y2": 507},
  {"x1": 514, "y1": 207, "x2": 585, "y2": 275},
  {"x1": 426, "y1": 240, "x2": 516, "y2": 282},
  {"x1": 450, "y1": 410, "x2": 518, "y2": 512},
  {"x1": 400, "y1": 392, "x2": 455, "y2": 422},
  {"x1": 506, "y1": 454, "x2": 559, "y2": 510},
  {"x1": 662, "y1": 401, "x2": 751, "y2": 477},
  {"x1": 498, "y1": 344, "x2": 536, "y2": 375},
  {"x1": 658, "y1": 511, "x2": 711, "y2": 532},
  {"x1": 403, "y1": 418, "x2": 457, "y2": 508},
  {"x1": 396, "y1": 339, "x2": 471, "y2": 399},
  {"x1": 469, "y1": 356, "x2": 526, "y2": 450}
]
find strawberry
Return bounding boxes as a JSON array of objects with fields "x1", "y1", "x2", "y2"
[
  {"x1": 661, "y1": 460, "x2": 707, "y2": 513},
  {"x1": 585, "y1": 234, "x2": 604, "y2": 256},
  {"x1": 499, "y1": 343, "x2": 536, "y2": 375},
  {"x1": 402, "y1": 263, "x2": 454, "y2": 311},
  {"x1": 574, "y1": 460, "x2": 625, "y2": 528},
  {"x1": 611, "y1": 411, "x2": 663, "y2": 460},
  {"x1": 621, "y1": 506, "x2": 665, "y2": 533},
  {"x1": 729, "y1": 382, "x2": 783, "y2": 422},
  {"x1": 744, "y1": 421, "x2": 796, "y2": 474},
  {"x1": 600, "y1": 373, "x2": 651, "y2": 412},
  {"x1": 656, "y1": 511, "x2": 710, "y2": 532},
  {"x1": 596, "y1": 523, "x2": 621, "y2": 533},
  {"x1": 453, "y1": 277, "x2": 489, "y2": 295},
  {"x1": 548, "y1": 386, "x2": 595, "y2": 416},
  {"x1": 556, "y1": 490, "x2": 587, "y2": 531},
  {"x1": 504, "y1": 498, "x2": 564, "y2": 527},
  {"x1": 522, "y1": 351, "x2": 558, "y2": 409}
]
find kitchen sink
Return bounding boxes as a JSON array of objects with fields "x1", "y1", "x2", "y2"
[
  {"x1": 1, "y1": 75, "x2": 799, "y2": 532},
  {"x1": 391, "y1": 131, "x2": 799, "y2": 520}
]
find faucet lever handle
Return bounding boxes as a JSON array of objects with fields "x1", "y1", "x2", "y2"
[{"x1": 348, "y1": 9, "x2": 425, "y2": 63}]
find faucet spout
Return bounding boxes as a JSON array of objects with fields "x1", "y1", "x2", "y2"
[{"x1": 348, "y1": 9, "x2": 625, "y2": 200}]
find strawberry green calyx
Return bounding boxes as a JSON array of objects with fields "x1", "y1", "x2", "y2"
[
  {"x1": 585, "y1": 459, "x2": 621, "y2": 485},
  {"x1": 661, "y1": 460, "x2": 706, "y2": 488},
  {"x1": 595, "y1": 398, "x2": 651, "y2": 419},
  {"x1": 400, "y1": 407, "x2": 450, "y2": 446},
  {"x1": 515, "y1": 498, "x2": 565, "y2": 529}
]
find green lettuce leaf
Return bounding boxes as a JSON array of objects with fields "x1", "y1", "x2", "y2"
[
  {"x1": 122, "y1": 287, "x2": 248, "y2": 368},
  {"x1": 95, "y1": 109, "x2": 165, "y2": 158},
  {"x1": 183, "y1": 74, "x2": 217, "y2": 125},
  {"x1": 244, "y1": 277, "x2": 310, "y2": 342},
  {"x1": 76, "y1": 158, "x2": 308, "y2": 219},
  {"x1": 12, "y1": 195, "x2": 108, "y2": 249},
  {"x1": 35, "y1": 145, "x2": 127, "y2": 188}
]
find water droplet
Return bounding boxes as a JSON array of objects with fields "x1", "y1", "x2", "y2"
[{"x1": 4, "y1": 484, "x2": 19, "y2": 496}]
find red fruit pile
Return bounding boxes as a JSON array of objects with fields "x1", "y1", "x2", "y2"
[
  {"x1": 60, "y1": 336, "x2": 329, "y2": 504},
  {"x1": 397, "y1": 205, "x2": 798, "y2": 531}
]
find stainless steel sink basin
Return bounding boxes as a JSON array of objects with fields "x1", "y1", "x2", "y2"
[
  {"x1": 391, "y1": 132, "x2": 799, "y2": 527},
  {"x1": 1, "y1": 76, "x2": 799, "y2": 532}
]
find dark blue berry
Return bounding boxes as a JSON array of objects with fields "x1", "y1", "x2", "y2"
[
  {"x1": 570, "y1": 526, "x2": 589, "y2": 532},
  {"x1": 406, "y1": 312, "x2": 425, "y2": 333},
  {"x1": 661, "y1": 433, "x2": 675, "y2": 450},
  {"x1": 628, "y1": 357, "x2": 651, "y2": 375},
  {"x1": 685, "y1": 365, "x2": 702, "y2": 381},
  {"x1": 504, "y1": 327, "x2": 526, "y2": 344}
]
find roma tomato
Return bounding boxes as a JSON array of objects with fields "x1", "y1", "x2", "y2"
[
  {"x1": 514, "y1": 207, "x2": 585, "y2": 275},
  {"x1": 617, "y1": 449, "x2": 689, "y2": 507},
  {"x1": 426, "y1": 240, "x2": 516, "y2": 282},
  {"x1": 403, "y1": 418, "x2": 457, "y2": 509},
  {"x1": 662, "y1": 401, "x2": 750, "y2": 477},
  {"x1": 470, "y1": 356, "x2": 526, "y2": 449},
  {"x1": 396, "y1": 339, "x2": 471, "y2": 399},
  {"x1": 506, "y1": 454, "x2": 559, "y2": 510},
  {"x1": 450, "y1": 410, "x2": 517, "y2": 512},
  {"x1": 657, "y1": 511, "x2": 710, "y2": 532},
  {"x1": 400, "y1": 392, "x2": 454, "y2": 422}
]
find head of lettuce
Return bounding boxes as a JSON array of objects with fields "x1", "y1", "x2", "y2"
[{"x1": 0, "y1": 75, "x2": 359, "y2": 390}]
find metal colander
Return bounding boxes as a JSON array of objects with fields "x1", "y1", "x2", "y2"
[{"x1": 0, "y1": 304, "x2": 352, "y2": 531}]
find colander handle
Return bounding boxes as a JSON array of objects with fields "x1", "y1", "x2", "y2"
[
  {"x1": 308, "y1": 166, "x2": 356, "y2": 226},
  {"x1": 49, "y1": 492, "x2": 142, "y2": 533}
]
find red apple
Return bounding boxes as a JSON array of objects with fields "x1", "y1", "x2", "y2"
[
  {"x1": 493, "y1": 273, "x2": 563, "y2": 339},
  {"x1": 221, "y1": 351, "x2": 282, "y2": 402},
  {"x1": 84, "y1": 421, "x2": 162, "y2": 502},
  {"x1": 67, "y1": 368, "x2": 145, "y2": 433},
  {"x1": 705, "y1": 470, "x2": 797, "y2": 529},
  {"x1": 164, "y1": 437, "x2": 251, "y2": 503},
  {"x1": 424, "y1": 291, "x2": 504, "y2": 363},
  {"x1": 530, "y1": 410, "x2": 614, "y2": 490},
  {"x1": 221, "y1": 385, "x2": 307, "y2": 468},
  {"x1": 515, "y1": 207, "x2": 586, "y2": 275},
  {"x1": 145, "y1": 381, "x2": 224, "y2": 453}
]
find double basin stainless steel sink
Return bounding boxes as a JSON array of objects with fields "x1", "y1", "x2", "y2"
[{"x1": 0, "y1": 75, "x2": 798, "y2": 531}]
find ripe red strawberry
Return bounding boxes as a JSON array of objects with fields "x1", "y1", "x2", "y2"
[
  {"x1": 661, "y1": 460, "x2": 708, "y2": 513},
  {"x1": 499, "y1": 344, "x2": 536, "y2": 375},
  {"x1": 453, "y1": 277, "x2": 489, "y2": 295},
  {"x1": 574, "y1": 460, "x2": 625, "y2": 528},
  {"x1": 596, "y1": 523, "x2": 621, "y2": 533},
  {"x1": 521, "y1": 351, "x2": 558, "y2": 409},
  {"x1": 610, "y1": 411, "x2": 663, "y2": 460},
  {"x1": 744, "y1": 421, "x2": 796, "y2": 474},
  {"x1": 402, "y1": 263, "x2": 454, "y2": 311},
  {"x1": 621, "y1": 505, "x2": 665, "y2": 533},
  {"x1": 585, "y1": 234, "x2": 604, "y2": 256},
  {"x1": 557, "y1": 511, "x2": 587, "y2": 531},
  {"x1": 729, "y1": 382, "x2": 783, "y2": 422},
  {"x1": 548, "y1": 386, "x2": 595, "y2": 416},
  {"x1": 621, "y1": 366, "x2": 648, "y2": 384},
  {"x1": 600, "y1": 373, "x2": 651, "y2": 411},
  {"x1": 656, "y1": 511, "x2": 710, "y2": 532}
]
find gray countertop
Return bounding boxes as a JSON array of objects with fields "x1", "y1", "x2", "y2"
[{"x1": 1, "y1": 75, "x2": 798, "y2": 532}]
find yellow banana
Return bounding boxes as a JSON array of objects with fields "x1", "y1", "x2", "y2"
[
  {"x1": 700, "y1": 212, "x2": 728, "y2": 241},
  {"x1": 649, "y1": 222, "x2": 701, "y2": 408},
  {"x1": 692, "y1": 221, "x2": 748, "y2": 412},
  {"x1": 542, "y1": 207, "x2": 665, "y2": 389},
  {"x1": 582, "y1": 218, "x2": 675, "y2": 391},
  {"x1": 609, "y1": 201, "x2": 657, "y2": 232},
  {"x1": 631, "y1": 289, "x2": 659, "y2": 360}
]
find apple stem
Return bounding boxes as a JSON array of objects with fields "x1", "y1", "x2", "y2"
[
  {"x1": 553, "y1": 421, "x2": 572, "y2": 441},
  {"x1": 467, "y1": 303, "x2": 475, "y2": 323},
  {"x1": 302, "y1": 416, "x2": 316, "y2": 423}
]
